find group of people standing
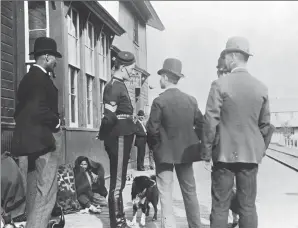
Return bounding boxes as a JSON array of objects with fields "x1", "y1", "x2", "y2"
[
  {"x1": 6, "y1": 34, "x2": 274, "y2": 228},
  {"x1": 98, "y1": 35, "x2": 274, "y2": 228}
]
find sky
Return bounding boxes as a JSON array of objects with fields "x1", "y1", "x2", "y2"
[{"x1": 146, "y1": 1, "x2": 298, "y2": 112}]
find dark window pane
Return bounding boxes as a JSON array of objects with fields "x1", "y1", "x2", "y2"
[
  {"x1": 70, "y1": 69, "x2": 75, "y2": 92},
  {"x1": 72, "y1": 10, "x2": 77, "y2": 36},
  {"x1": 71, "y1": 95, "x2": 76, "y2": 122},
  {"x1": 28, "y1": 1, "x2": 46, "y2": 30},
  {"x1": 29, "y1": 30, "x2": 47, "y2": 60},
  {"x1": 87, "y1": 100, "x2": 91, "y2": 124}
]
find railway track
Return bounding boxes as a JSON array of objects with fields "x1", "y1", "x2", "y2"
[{"x1": 266, "y1": 146, "x2": 298, "y2": 172}]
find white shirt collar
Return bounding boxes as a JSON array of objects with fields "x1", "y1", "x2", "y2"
[
  {"x1": 231, "y1": 67, "x2": 247, "y2": 73},
  {"x1": 33, "y1": 64, "x2": 48, "y2": 74},
  {"x1": 164, "y1": 84, "x2": 178, "y2": 91}
]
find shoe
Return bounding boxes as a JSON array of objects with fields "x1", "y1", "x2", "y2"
[
  {"x1": 12, "y1": 213, "x2": 26, "y2": 223},
  {"x1": 116, "y1": 217, "x2": 131, "y2": 228}
]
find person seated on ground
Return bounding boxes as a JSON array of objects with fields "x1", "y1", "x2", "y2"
[
  {"x1": 1, "y1": 152, "x2": 26, "y2": 224},
  {"x1": 73, "y1": 156, "x2": 108, "y2": 213}
]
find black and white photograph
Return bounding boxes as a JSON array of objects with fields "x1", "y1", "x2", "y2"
[{"x1": 1, "y1": 1, "x2": 298, "y2": 228}]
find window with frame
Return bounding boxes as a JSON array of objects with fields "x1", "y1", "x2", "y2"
[
  {"x1": 133, "y1": 16, "x2": 139, "y2": 44},
  {"x1": 85, "y1": 22, "x2": 95, "y2": 75},
  {"x1": 67, "y1": 6, "x2": 80, "y2": 127},
  {"x1": 67, "y1": 7, "x2": 80, "y2": 68},
  {"x1": 86, "y1": 75, "x2": 94, "y2": 127},
  {"x1": 24, "y1": 1, "x2": 50, "y2": 71},
  {"x1": 97, "y1": 33, "x2": 109, "y2": 81},
  {"x1": 69, "y1": 66, "x2": 79, "y2": 126},
  {"x1": 99, "y1": 79, "x2": 106, "y2": 120}
]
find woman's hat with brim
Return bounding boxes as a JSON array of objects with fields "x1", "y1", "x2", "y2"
[
  {"x1": 117, "y1": 51, "x2": 135, "y2": 66},
  {"x1": 220, "y1": 36, "x2": 253, "y2": 58},
  {"x1": 157, "y1": 58, "x2": 184, "y2": 78},
  {"x1": 29, "y1": 37, "x2": 62, "y2": 58}
]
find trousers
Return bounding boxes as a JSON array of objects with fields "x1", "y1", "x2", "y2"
[
  {"x1": 156, "y1": 162, "x2": 202, "y2": 228},
  {"x1": 104, "y1": 134, "x2": 135, "y2": 227},
  {"x1": 210, "y1": 162, "x2": 258, "y2": 228},
  {"x1": 25, "y1": 130, "x2": 62, "y2": 228},
  {"x1": 135, "y1": 136, "x2": 146, "y2": 169}
]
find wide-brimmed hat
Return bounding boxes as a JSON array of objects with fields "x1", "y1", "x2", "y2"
[
  {"x1": 29, "y1": 37, "x2": 62, "y2": 58},
  {"x1": 157, "y1": 58, "x2": 184, "y2": 78},
  {"x1": 220, "y1": 36, "x2": 253, "y2": 57},
  {"x1": 117, "y1": 51, "x2": 135, "y2": 66}
]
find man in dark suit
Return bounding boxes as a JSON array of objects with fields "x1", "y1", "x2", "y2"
[
  {"x1": 147, "y1": 58, "x2": 205, "y2": 228},
  {"x1": 203, "y1": 37, "x2": 271, "y2": 228},
  {"x1": 134, "y1": 110, "x2": 147, "y2": 171},
  {"x1": 11, "y1": 37, "x2": 62, "y2": 228}
]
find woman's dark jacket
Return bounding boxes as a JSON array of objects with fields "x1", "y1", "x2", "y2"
[{"x1": 73, "y1": 156, "x2": 108, "y2": 199}]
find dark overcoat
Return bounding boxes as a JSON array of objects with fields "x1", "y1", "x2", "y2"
[{"x1": 11, "y1": 66, "x2": 60, "y2": 157}]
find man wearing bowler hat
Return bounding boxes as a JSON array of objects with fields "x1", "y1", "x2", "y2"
[
  {"x1": 147, "y1": 58, "x2": 205, "y2": 228},
  {"x1": 203, "y1": 36, "x2": 272, "y2": 228},
  {"x1": 11, "y1": 37, "x2": 62, "y2": 228},
  {"x1": 97, "y1": 51, "x2": 136, "y2": 228},
  {"x1": 134, "y1": 109, "x2": 147, "y2": 171}
]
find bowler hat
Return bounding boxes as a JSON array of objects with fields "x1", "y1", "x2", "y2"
[
  {"x1": 220, "y1": 36, "x2": 253, "y2": 57},
  {"x1": 157, "y1": 58, "x2": 184, "y2": 78},
  {"x1": 30, "y1": 37, "x2": 62, "y2": 58},
  {"x1": 137, "y1": 110, "x2": 145, "y2": 116},
  {"x1": 117, "y1": 51, "x2": 135, "y2": 66}
]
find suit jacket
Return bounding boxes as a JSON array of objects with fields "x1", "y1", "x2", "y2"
[
  {"x1": 147, "y1": 88, "x2": 204, "y2": 164},
  {"x1": 203, "y1": 68, "x2": 271, "y2": 164},
  {"x1": 11, "y1": 66, "x2": 60, "y2": 157},
  {"x1": 135, "y1": 120, "x2": 147, "y2": 146}
]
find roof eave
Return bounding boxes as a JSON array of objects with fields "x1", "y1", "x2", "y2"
[
  {"x1": 143, "y1": 1, "x2": 165, "y2": 31},
  {"x1": 129, "y1": 0, "x2": 165, "y2": 31},
  {"x1": 83, "y1": 1, "x2": 126, "y2": 36}
]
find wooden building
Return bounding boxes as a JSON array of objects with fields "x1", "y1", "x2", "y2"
[
  {"x1": 1, "y1": 1, "x2": 18, "y2": 153},
  {"x1": 100, "y1": 0, "x2": 165, "y2": 117},
  {"x1": 1, "y1": 0, "x2": 164, "y2": 179}
]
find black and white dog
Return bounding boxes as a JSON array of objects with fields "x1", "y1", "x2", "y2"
[{"x1": 130, "y1": 175, "x2": 159, "y2": 226}]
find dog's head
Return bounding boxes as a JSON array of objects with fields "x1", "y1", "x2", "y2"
[{"x1": 131, "y1": 175, "x2": 156, "y2": 201}]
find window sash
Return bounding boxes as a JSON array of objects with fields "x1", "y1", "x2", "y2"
[
  {"x1": 97, "y1": 33, "x2": 108, "y2": 81},
  {"x1": 69, "y1": 66, "x2": 79, "y2": 127},
  {"x1": 133, "y1": 17, "x2": 138, "y2": 44},
  {"x1": 85, "y1": 22, "x2": 95, "y2": 76},
  {"x1": 99, "y1": 79, "x2": 106, "y2": 122},
  {"x1": 86, "y1": 75, "x2": 94, "y2": 127},
  {"x1": 67, "y1": 7, "x2": 80, "y2": 68},
  {"x1": 24, "y1": 1, "x2": 50, "y2": 66}
]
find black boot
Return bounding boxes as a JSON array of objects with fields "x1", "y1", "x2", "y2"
[{"x1": 109, "y1": 194, "x2": 130, "y2": 228}]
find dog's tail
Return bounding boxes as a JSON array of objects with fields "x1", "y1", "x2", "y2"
[{"x1": 150, "y1": 175, "x2": 156, "y2": 182}]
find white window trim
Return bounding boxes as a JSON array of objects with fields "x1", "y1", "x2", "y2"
[
  {"x1": 67, "y1": 6, "x2": 80, "y2": 69},
  {"x1": 24, "y1": 1, "x2": 50, "y2": 66},
  {"x1": 97, "y1": 32, "x2": 108, "y2": 81},
  {"x1": 86, "y1": 74, "x2": 94, "y2": 128},
  {"x1": 69, "y1": 66, "x2": 79, "y2": 127},
  {"x1": 85, "y1": 21, "x2": 95, "y2": 76},
  {"x1": 99, "y1": 79, "x2": 106, "y2": 125}
]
